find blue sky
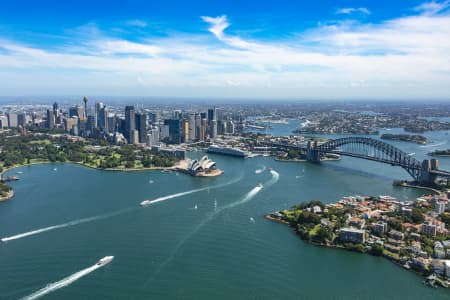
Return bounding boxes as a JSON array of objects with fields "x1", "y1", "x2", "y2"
[{"x1": 0, "y1": 0, "x2": 449, "y2": 99}]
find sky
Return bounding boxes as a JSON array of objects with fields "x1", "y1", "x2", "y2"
[{"x1": 0, "y1": 0, "x2": 449, "y2": 100}]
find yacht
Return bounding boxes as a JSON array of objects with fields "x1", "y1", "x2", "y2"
[
  {"x1": 140, "y1": 200, "x2": 151, "y2": 206},
  {"x1": 96, "y1": 256, "x2": 114, "y2": 266}
]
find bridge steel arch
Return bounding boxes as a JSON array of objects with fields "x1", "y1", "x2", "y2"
[{"x1": 312, "y1": 137, "x2": 422, "y2": 181}]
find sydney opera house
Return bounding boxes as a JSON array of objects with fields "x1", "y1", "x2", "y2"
[{"x1": 187, "y1": 156, "x2": 218, "y2": 175}]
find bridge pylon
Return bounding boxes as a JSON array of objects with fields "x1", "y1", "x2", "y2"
[
  {"x1": 418, "y1": 159, "x2": 439, "y2": 186},
  {"x1": 306, "y1": 141, "x2": 320, "y2": 162}
]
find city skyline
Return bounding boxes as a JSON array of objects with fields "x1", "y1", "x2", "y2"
[{"x1": 0, "y1": 0, "x2": 450, "y2": 99}]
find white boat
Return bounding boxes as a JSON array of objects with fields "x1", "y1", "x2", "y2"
[
  {"x1": 257, "y1": 183, "x2": 263, "y2": 188},
  {"x1": 96, "y1": 256, "x2": 114, "y2": 266},
  {"x1": 140, "y1": 200, "x2": 151, "y2": 206},
  {"x1": 255, "y1": 169, "x2": 263, "y2": 174}
]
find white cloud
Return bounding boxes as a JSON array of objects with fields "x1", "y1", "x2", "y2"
[
  {"x1": 0, "y1": 5, "x2": 449, "y2": 99},
  {"x1": 93, "y1": 40, "x2": 160, "y2": 56},
  {"x1": 336, "y1": 7, "x2": 371, "y2": 15},
  {"x1": 414, "y1": 1, "x2": 450, "y2": 15},
  {"x1": 126, "y1": 19, "x2": 148, "y2": 28},
  {"x1": 200, "y1": 15, "x2": 229, "y2": 39}
]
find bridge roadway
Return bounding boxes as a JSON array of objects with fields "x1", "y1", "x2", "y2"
[{"x1": 260, "y1": 138, "x2": 450, "y2": 186}]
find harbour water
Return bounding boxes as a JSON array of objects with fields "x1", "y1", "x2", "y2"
[{"x1": 1, "y1": 128, "x2": 450, "y2": 299}]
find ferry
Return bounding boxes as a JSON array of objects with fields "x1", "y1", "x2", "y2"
[
  {"x1": 96, "y1": 256, "x2": 114, "y2": 266},
  {"x1": 140, "y1": 200, "x2": 151, "y2": 206}
]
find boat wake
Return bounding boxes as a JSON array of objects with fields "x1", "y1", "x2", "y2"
[
  {"x1": 141, "y1": 170, "x2": 279, "y2": 289},
  {"x1": 255, "y1": 166, "x2": 266, "y2": 174},
  {"x1": 21, "y1": 259, "x2": 110, "y2": 300},
  {"x1": 420, "y1": 141, "x2": 446, "y2": 148},
  {"x1": 140, "y1": 175, "x2": 243, "y2": 206},
  {"x1": 1, "y1": 208, "x2": 134, "y2": 243}
]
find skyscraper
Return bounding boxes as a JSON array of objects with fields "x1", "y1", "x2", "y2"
[
  {"x1": 135, "y1": 112, "x2": 147, "y2": 143},
  {"x1": 95, "y1": 102, "x2": 107, "y2": 132},
  {"x1": 125, "y1": 106, "x2": 135, "y2": 143},
  {"x1": 207, "y1": 107, "x2": 216, "y2": 121},
  {"x1": 164, "y1": 119, "x2": 181, "y2": 144},
  {"x1": 83, "y1": 96, "x2": 88, "y2": 118},
  {"x1": 208, "y1": 107, "x2": 217, "y2": 140},
  {"x1": 148, "y1": 112, "x2": 160, "y2": 124},
  {"x1": 46, "y1": 109, "x2": 55, "y2": 129},
  {"x1": 188, "y1": 113, "x2": 196, "y2": 142},
  {"x1": 87, "y1": 115, "x2": 96, "y2": 136},
  {"x1": 17, "y1": 113, "x2": 26, "y2": 127},
  {"x1": 53, "y1": 102, "x2": 58, "y2": 116}
]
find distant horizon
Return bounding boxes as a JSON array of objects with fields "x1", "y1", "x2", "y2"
[{"x1": 1, "y1": 95, "x2": 450, "y2": 105}]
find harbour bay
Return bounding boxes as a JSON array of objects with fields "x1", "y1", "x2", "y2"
[{"x1": 1, "y1": 138, "x2": 450, "y2": 299}]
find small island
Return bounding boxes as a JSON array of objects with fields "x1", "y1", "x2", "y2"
[
  {"x1": 429, "y1": 149, "x2": 450, "y2": 157},
  {"x1": 380, "y1": 133, "x2": 427, "y2": 144},
  {"x1": 0, "y1": 181, "x2": 13, "y2": 202},
  {"x1": 267, "y1": 193, "x2": 450, "y2": 288}
]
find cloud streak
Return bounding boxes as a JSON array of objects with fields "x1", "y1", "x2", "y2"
[{"x1": 336, "y1": 7, "x2": 371, "y2": 15}]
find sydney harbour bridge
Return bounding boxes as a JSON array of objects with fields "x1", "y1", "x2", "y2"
[{"x1": 264, "y1": 137, "x2": 450, "y2": 186}]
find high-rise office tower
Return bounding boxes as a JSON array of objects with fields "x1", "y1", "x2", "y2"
[
  {"x1": 46, "y1": 109, "x2": 55, "y2": 128},
  {"x1": 195, "y1": 113, "x2": 201, "y2": 141},
  {"x1": 125, "y1": 106, "x2": 135, "y2": 143},
  {"x1": 83, "y1": 96, "x2": 88, "y2": 118},
  {"x1": 135, "y1": 112, "x2": 147, "y2": 143},
  {"x1": 207, "y1": 107, "x2": 217, "y2": 140},
  {"x1": 148, "y1": 112, "x2": 160, "y2": 124},
  {"x1": 17, "y1": 113, "x2": 26, "y2": 127},
  {"x1": 53, "y1": 102, "x2": 58, "y2": 116},
  {"x1": 188, "y1": 113, "x2": 196, "y2": 142},
  {"x1": 107, "y1": 115, "x2": 117, "y2": 133},
  {"x1": 207, "y1": 107, "x2": 216, "y2": 121},
  {"x1": 210, "y1": 119, "x2": 218, "y2": 139},
  {"x1": 199, "y1": 118, "x2": 207, "y2": 141},
  {"x1": 95, "y1": 102, "x2": 108, "y2": 132},
  {"x1": 69, "y1": 106, "x2": 78, "y2": 118},
  {"x1": 164, "y1": 119, "x2": 181, "y2": 144},
  {"x1": 87, "y1": 115, "x2": 96, "y2": 136},
  {"x1": 183, "y1": 119, "x2": 189, "y2": 143}
]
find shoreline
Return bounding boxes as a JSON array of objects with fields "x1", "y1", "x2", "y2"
[
  {"x1": 274, "y1": 157, "x2": 341, "y2": 163},
  {"x1": 264, "y1": 213, "x2": 430, "y2": 284},
  {"x1": 1, "y1": 160, "x2": 177, "y2": 176},
  {"x1": 0, "y1": 190, "x2": 14, "y2": 202},
  {"x1": 393, "y1": 182, "x2": 441, "y2": 194}
]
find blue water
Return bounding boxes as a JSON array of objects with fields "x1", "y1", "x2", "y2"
[{"x1": 1, "y1": 127, "x2": 450, "y2": 299}]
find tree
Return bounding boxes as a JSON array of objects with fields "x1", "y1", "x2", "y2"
[
  {"x1": 370, "y1": 244, "x2": 383, "y2": 256},
  {"x1": 411, "y1": 208, "x2": 425, "y2": 224}
]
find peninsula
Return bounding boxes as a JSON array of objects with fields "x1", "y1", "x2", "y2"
[
  {"x1": 381, "y1": 133, "x2": 427, "y2": 145},
  {"x1": 429, "y1": 150, "x2": 450, "y2": 157},
  {"x1": 267, "y1": 192, "x2": 450, "y2": 288}
]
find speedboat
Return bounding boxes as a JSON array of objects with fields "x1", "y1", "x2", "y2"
[
  {"x1": 140, "y1": 200, "x2": 151, "y2": 206},
  {"x1": 257, "y1": 183, "x2": 263, "y2": 188},
  {"x1": 96, "y1": 256, "x2": 114, "y2": 266}
]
